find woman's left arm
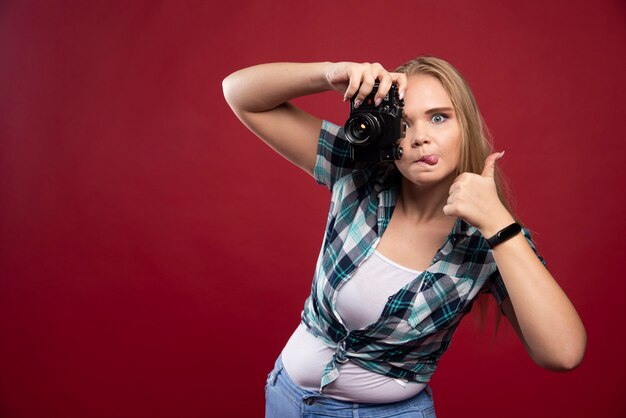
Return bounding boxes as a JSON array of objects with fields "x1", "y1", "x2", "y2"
[
  {"x1": 488, "y1": 231, "x2": 586, "y2": 371},
  {"x1": 444, "y1": 152, "x2": 586, "y2": 371}
]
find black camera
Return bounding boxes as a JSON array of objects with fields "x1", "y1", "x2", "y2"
[{"x1": 344, "y1": 82, "x2": 405, "y2": 162}]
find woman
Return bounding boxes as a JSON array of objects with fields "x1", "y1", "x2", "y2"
[{"x1": 222, "y1": 57, "x2": 586, "y2": 417}]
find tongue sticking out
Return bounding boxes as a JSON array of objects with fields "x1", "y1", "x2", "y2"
[{"x1": 419, "y1": 155, "x2": 439, "y2": 165}]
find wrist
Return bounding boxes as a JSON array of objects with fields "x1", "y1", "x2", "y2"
[{"x1": 478, "y1": 212, "x2": 516, "y2": 238}]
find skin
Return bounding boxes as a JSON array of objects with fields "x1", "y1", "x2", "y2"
[
  {"x1": 223, "y1": 61, "x2": 586, "y2": 371},
  {"x1": 376, "y1": 74, "x2": 461, "y2": 273}
]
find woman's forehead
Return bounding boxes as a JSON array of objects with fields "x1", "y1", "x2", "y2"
[{"x1": 403, "y1": 74, "x2": 454, "y2": 114}]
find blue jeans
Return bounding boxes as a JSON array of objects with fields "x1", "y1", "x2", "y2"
[{"x1": 265, "y1": 356, "x2": 436, "y2": 417}]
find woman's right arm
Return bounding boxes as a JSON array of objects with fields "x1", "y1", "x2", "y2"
[{"x1": 222, "y1": 62, "x2": 406, "y2": 177}]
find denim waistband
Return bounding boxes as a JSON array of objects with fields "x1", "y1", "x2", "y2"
[{"x1": 265, "y1": 355, "x2": 435, "y2": 416}]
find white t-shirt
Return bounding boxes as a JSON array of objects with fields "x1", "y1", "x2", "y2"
[{"x1": 281, "y1": 250, "x2": 427, "y2": 403}]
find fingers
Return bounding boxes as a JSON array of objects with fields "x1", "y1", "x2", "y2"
[
  {"x1": 444, "y1": 169, "x2": 508, "y2": 227},
  {"x1": 442, "y1": 204, "x2": 456, "y2": 217},
  {"x1": 359, "y1": 66, "x2": 378, "y2": 103},
  {"x1": 391, "y1": 72, "x2": 408, "y2": 100},
  {"x1": 343, "y1": 66, "x2": 363, "y2": 102},
  {"x1": 444, "y1": 189, "x2": 462, "y2": 217},
  {"x1": 448, "y1": 180, "x2": 460, "y2": 195},
  {"x1": 481, "y1": 151, "x2": 505, "y2": 178},
  {"x1": 444, "y1": 174, "x2": 470, "y2": 217},
  {"x1": 344, "y1": 62, "x2": 385, "y2": 104},
  {"x1": 375, "y1": 73, "x2": 393, "y2": 105},
  {"x1": 343, "y1": 63, "x2": 406, "y2": 106}
]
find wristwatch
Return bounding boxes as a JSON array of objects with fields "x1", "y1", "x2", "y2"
[{"x1": 486, "y1": 222, "x2": 521, "y2": 248}]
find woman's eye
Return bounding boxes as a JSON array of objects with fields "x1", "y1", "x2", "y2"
[
  {"x1": 402, "y1": 119, "x2": 411, "y2": 128},
  {"x1": 431, "y1": 114, "x2": 448, "y2": 124}
]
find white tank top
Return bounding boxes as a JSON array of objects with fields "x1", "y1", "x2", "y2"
[{"x1": 281, "y1": 250, "x2": 427, "y2": 403}]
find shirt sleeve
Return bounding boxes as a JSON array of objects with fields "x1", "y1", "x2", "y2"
[
  {"x1": 314, "y1": 120, "x2": 360, "y2": 190},
  {"x1": 483, "y1": 228, "x2": 546, "y2": 305}
]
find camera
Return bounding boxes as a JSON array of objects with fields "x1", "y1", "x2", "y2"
[{"x1": 344, "y1": 82, "x2": 405, "y2": 162}]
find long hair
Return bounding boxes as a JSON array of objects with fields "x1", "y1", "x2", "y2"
[{"x1": 396, "y1": 56, "x2": 515, "y2": 330}]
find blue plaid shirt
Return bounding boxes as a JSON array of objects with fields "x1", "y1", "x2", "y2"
[{"x1": 301, "y1": 121, "x2": 543, "y2": 391}]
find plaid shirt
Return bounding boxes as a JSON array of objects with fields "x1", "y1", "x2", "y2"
[{"x1": 301, "y1": 121, "x2": 543, "y2": 391}]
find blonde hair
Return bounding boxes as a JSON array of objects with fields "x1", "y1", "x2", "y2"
[
  {"x1": 397, "y1": 56, "x2": 515, "y2": 329},
  {"x1": 395, "y1": 56, "x2": 513, "y2": 214}
]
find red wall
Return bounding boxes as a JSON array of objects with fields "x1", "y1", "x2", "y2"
[{"x1": 1, "y1": 1, "x2": 624, "y2": 416}]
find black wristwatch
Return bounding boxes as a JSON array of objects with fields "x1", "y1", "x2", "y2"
[{"x1": 486, "y1": 222, "x2": 522, "y2": 248}]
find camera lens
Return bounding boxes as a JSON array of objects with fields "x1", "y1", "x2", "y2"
[{"x1": 345, "y1": 114, "x2": 381, "y2": 145}]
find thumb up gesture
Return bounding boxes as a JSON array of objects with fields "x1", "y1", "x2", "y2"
[{"x1": 443, "y1": 152, "x2": 515, "y2": 237}]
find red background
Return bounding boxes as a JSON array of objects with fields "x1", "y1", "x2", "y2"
[{"x1": 1, "y1": 1, "x2": 625, "y2": 417}]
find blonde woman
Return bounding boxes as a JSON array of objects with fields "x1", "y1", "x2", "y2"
[{"x1": 222, "y1": 57, "x2": 586, "y2": 417}]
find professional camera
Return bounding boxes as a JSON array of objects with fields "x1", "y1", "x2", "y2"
[{"x1": 344, "y1": 82, "x2": 405, "y2": 162}]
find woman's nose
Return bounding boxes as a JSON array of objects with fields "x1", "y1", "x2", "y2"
[
  {"x1": 409, "y1": 121, "x2": 431, "y2": 147},
  {"x1": 411, "y1": 132, "x2": 431, "y2": 147}
]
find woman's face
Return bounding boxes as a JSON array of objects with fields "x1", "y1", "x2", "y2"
[{"x1": 394, "y1": 74, "x2": 462, "y2": 187}]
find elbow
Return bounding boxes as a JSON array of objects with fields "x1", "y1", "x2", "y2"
[
  {"x1": 541, "y1": 353, "x2": 584, "y2": 372},
  {"x1": 222, "y1": 75, "x2": 235, "y2": 106},
  {"x1": 222, "y1": 72, "x2": 249, "y2": 115},
  {"x1": 222, "y1": 67, "x2": 247, "y2": 108},
  {"x1": 534, "y1": 333, "x2": 587, "y2": 372}
]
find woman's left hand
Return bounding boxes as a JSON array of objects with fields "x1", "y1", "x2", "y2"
[{"x1": 443, "y1": 152, "x2": 515, "y2": 237}]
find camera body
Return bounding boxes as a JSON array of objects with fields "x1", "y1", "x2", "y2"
[{"x1": 344, "y1": 82, "x2": 405, "y2": 162}]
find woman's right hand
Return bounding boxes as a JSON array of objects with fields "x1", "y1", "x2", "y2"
[
  {"x1": 324, "y1": 62, "x2": 408, "y2": 106},
  {"x1": 223, "y1": 61, "x2": 407, "y2": 178}
]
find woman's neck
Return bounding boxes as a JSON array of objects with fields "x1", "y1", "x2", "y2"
[{"x1": 397, "y1": 176, "x2": 455, "y2": 224}]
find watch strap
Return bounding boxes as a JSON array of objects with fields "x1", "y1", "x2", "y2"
[{"x1": 486, "y1": 222, "x2": 522, "y2": 248}]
